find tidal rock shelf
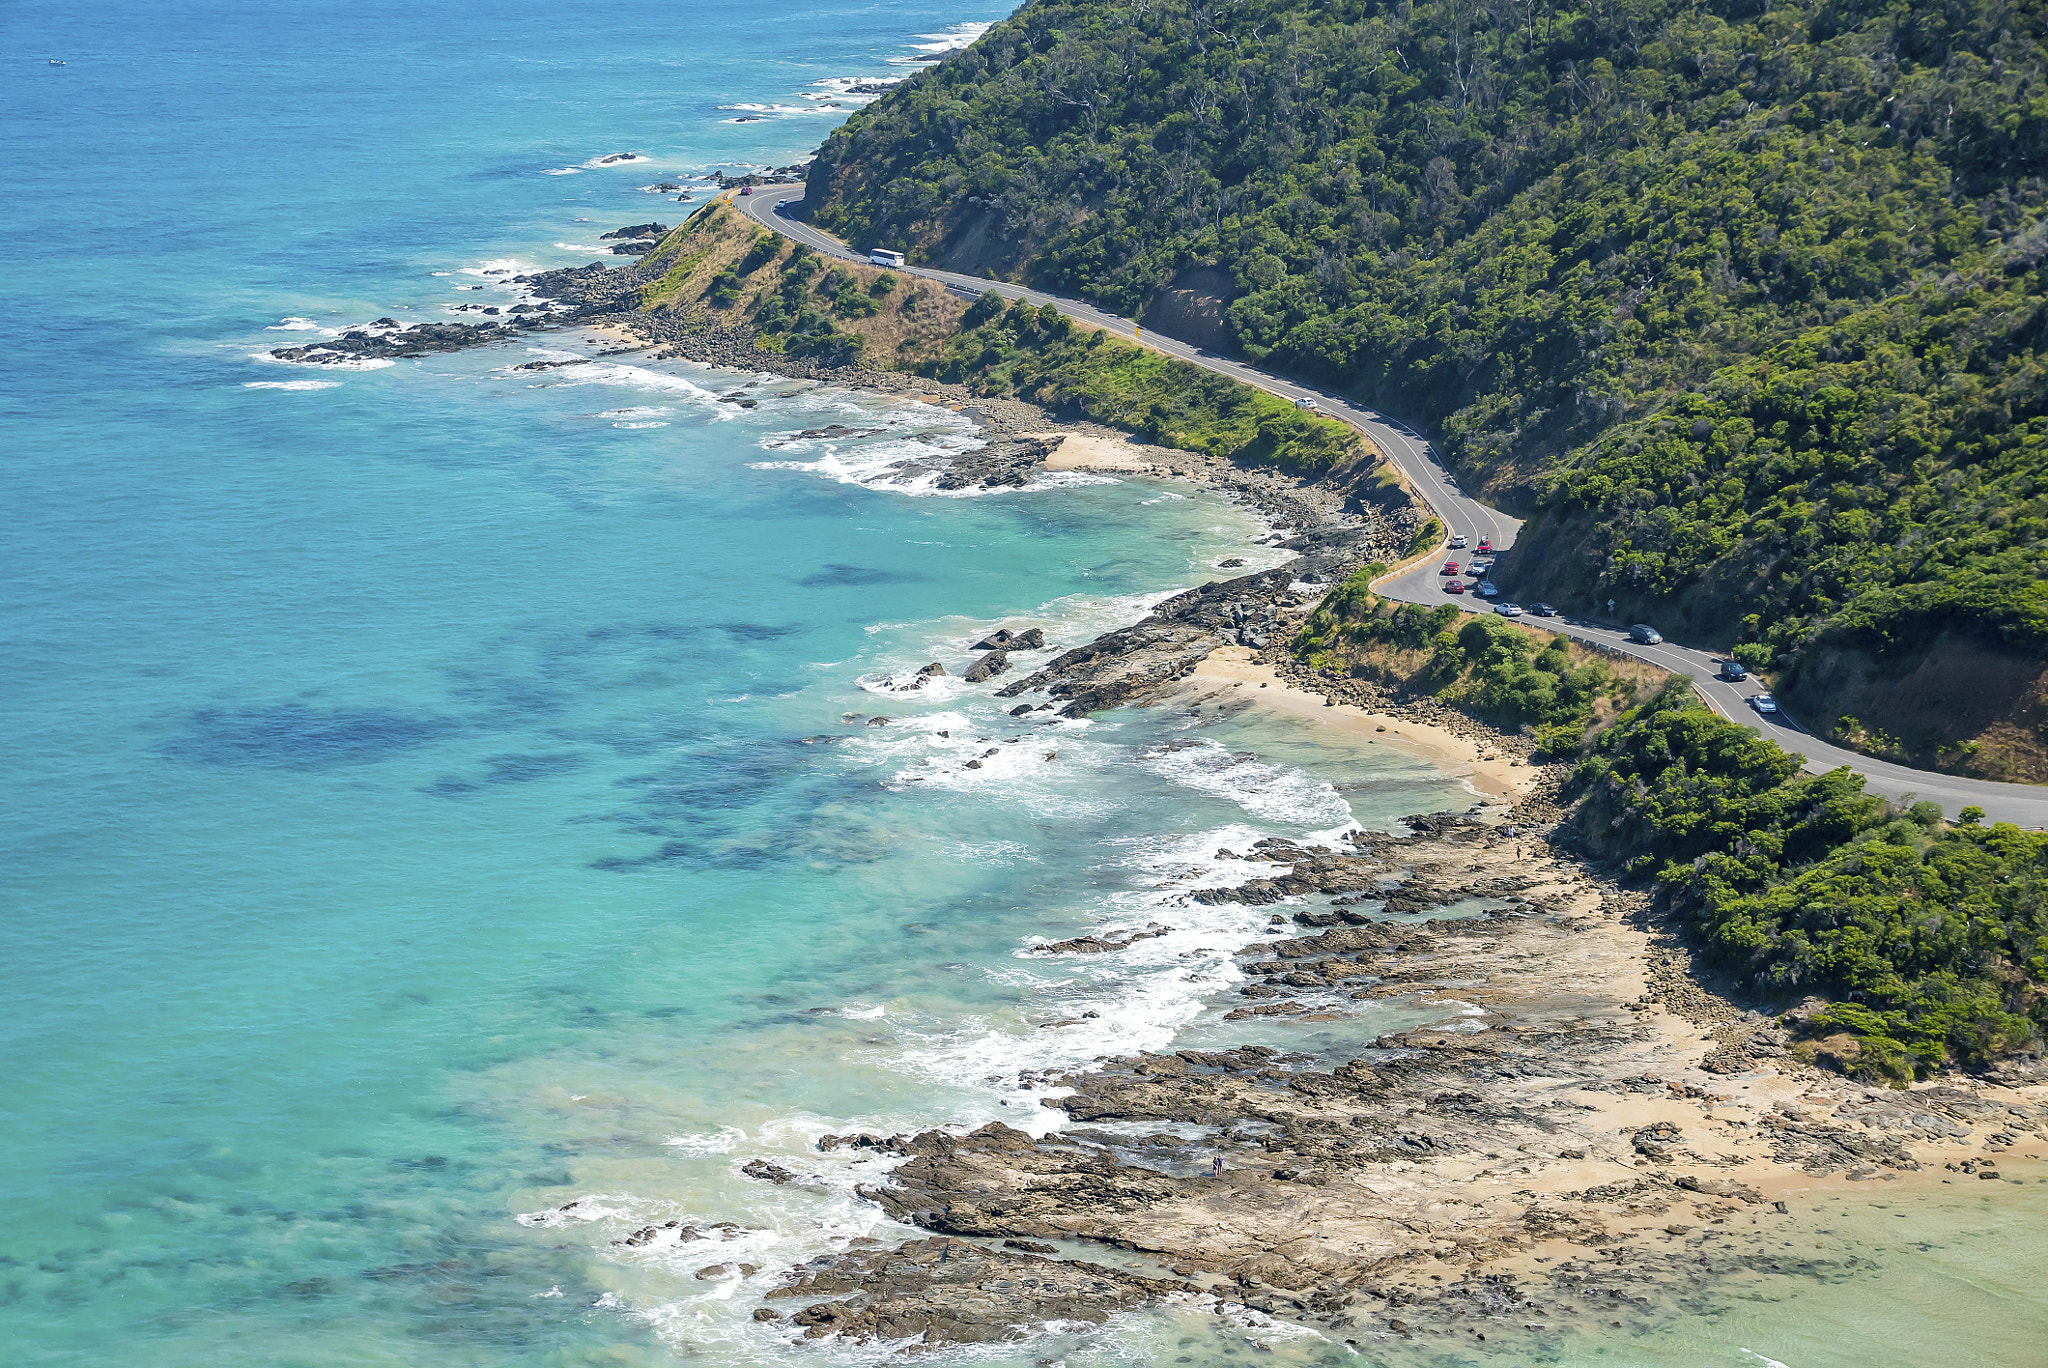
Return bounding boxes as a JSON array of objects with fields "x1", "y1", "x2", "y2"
[{"x1": 752, "y1": 807, "x2": 2048, "y2": 1352}]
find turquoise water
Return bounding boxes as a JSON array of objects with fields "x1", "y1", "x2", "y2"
[{"x1": 3, "y1": 3, "x2": 2042, "y2": 1364}]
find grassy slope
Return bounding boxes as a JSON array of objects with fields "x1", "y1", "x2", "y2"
[
  {"x1": 633, "y1": 204, "x2": 1374, "y2": 474},
  {"x1": 802, "y1": 0, "x2": 2048, "y2": 780}
]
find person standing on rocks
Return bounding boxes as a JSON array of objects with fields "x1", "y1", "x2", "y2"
[{"x1": 1211, "y1": 1155, "x2": 1224, "y2": 1178}]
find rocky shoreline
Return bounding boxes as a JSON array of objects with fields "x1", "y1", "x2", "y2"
[
  {"x1": 750, "y1": 800, "x2": 2047, "y2": 1353},
  {"x1": 264, "y1": 233, "x2": 2048, "y2": 1357}
]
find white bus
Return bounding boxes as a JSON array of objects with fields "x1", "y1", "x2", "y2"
[{"x1": 868, "y1": 249, "x2": 906, "y2": 268}]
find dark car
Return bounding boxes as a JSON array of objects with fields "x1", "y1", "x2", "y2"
[
  {"x1": 1717, "y1": 660, "x2": 1748, "y2": 681},
  {"x1": 1529, "y1": 602, "x2": 1557, "y2": 617},
  {"x1": 1628, "y1": 624, "x2": 1663, "y2": 645}
]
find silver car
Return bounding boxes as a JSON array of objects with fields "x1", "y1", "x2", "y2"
[
  {"x1": 1476, "y1": 582, "x2": 1500, "y2": 598},
  {"x1": 1495, "y1": 603, "x2": 1524, "y2": 617},
  {"x1": 1749, "y1": 693, "x2": 1779, "y2": 715}
]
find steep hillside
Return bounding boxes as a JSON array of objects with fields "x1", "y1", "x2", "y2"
[
  {"x1": 630, "y1": 203, "x2": 1369, "y2": 473},
  {"x1": 803, "y1": 0, "x2": 2048, "y2": 778}
]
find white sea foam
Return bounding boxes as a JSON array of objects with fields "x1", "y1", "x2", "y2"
[
  {"x1": 886, "y1": 822, "x2": 1307, "y2": 1093},
  {"x1": 515, "y1": 1192, "x2": 654, "y2": 1228},
  {"x1": 247, "y1": 350, "x2": 394, "y2": 371},
  {"x1": 887, "y1": 22, "x2": 993, "y2": 64},
  {"x1": 751, "y1": 432, "x2": 988, "y2": 495},
  {"x1": 545, "y1": 153, "x2": 648, "y2": 176},
  {"x1": 662, "y1": 1125, "x2": 747, "y2": 1155},
  {"x1": 553, "y1": 241, "x2": 605, "y2": 252},
  {"x1": 243, "y1": 379, "x2": 340, "y2": 391},
  {"x1": 810, "y1": 75, "x2": 903, "y2": 95},
  {"x1": 525, "y1": 359, "x2": 729, "y2": 411},
  {"x1": 265, "y1": 316, "x2": 322, "y2": 331},
  {"x1": 1141, "y1": 736, "x2": 1354, "y2": 827},
  {"x1": 614, "y1": 421, "x2": 669, "y2": 429},
  {"x1": 719, "y1": 102, "x2": 844, "y2": 117},
  {"x1": 459, "y1": 257, "x2": 528, "y2": 281}
]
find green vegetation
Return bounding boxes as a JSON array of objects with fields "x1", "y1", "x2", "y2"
[
  {"x1": 1577, "y1": 685, "x2": 2048, "y2": 1078},
  {"x1": 919, "y1": 296, "x2": 1361, "y2": 470},
  {"x1": 1294, "y1": 567, "x2": 1650, "y2": 750},
  {"x1": 807, "y1": 0, "x2": 2048, "y2": 681},
  {"x1": 747, "y1": 246, "x2": 869, "y2": 363},
  {"x1": 1295, "y1": 570, "x2": 2047, "y2": 1074}
]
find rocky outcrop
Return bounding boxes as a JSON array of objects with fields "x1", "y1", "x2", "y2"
[
  {"x1": 600, "y1": 222, "x2": 669, "y2": 240},
  {"x1": 759, "y1": 809, "x2": 2048, "y2": 1349},
  {"x1": 971, "y1": 627, "x2": 1044, "y2": 651},
  {"x1": 268, "y1": 319, "x2": 548, "y2": 364},
  {"x1": 962, "y1": 650, "x2": 1010, "y2": 683},
  {"x1": 764, "y1": 1235, "x2": 1187, "y2": 1344}
]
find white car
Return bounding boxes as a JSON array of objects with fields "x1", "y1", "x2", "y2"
[
  {"x1": 1749, "y1": 693, "x2": 1779, "y2": 715},
  {"x1": 1466, "y1": 557, "x2": 1493, "y2": 575},
  {"x1": 1449, "y1": 534, "x2": 1468, "y2": 549},
  {"x1": 1495, "y1": 603, "x2": 1523, "y2": 617}
]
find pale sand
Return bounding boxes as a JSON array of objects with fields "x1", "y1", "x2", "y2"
[
  {"x1": 1181, "y1": 645, "x2": 1533, "y2": 799},
  {"x1": 581, "y1": 320, "x2": 641, "y2": 347},
  {"x1": 1034, "y1": 432, "x2": 1176, "y2": 473}
]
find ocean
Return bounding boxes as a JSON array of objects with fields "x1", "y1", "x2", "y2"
[{"x1": 2, "y1": 2, "x2": 2042, "y2": 1364}]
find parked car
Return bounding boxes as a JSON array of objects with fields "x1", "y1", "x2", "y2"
[
  {"x1": 1441, "y1": 559, "x2": 1460, "y2": 575},
  {"x1": 1717, "y1": 660, "x2": 1748, "y2": 681},
  {"x1": 1628, "y1": 624, "x2": 1663, "y2": 644},
  {"x1": 1465, "y1": 558, "x2": 1493, "y2": 575},
  {"x1": 1293, "y1": 396, "x2": 1320, "y2": 411},
  {"x1": 1750, "y1": 693, "x2": 1779, "y2": 714},
  {"x1": 1449, "y1": 534, "x2": 1468, "y2": 549},
  {"x1": 1475, "y1": 581, "x2": 1500, "y2": 598},
  {"x1": 1476, "y1": 538, "x2": 1493, "y2": 554},
  {"x1": 1529, "y1": 602, "x2": 1557, "y2": 617},
  {"x1": 1444, "y1": 580, "x2": 1467, "y2": 594},
  {"x1": 1496, "y1": 603, "x2": 1524, "y2": 617}
]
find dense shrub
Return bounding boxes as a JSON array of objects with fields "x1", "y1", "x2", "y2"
[
  {"x1": 808, "y1": 0, "x2": 2048, "y2": 670},
  {"x1": 1576, "y1": 685, "x2": 2048, "y2": 1075}
]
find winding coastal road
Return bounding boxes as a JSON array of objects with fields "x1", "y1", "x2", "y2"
[{"x1": 729, "y1": 185, "x2": 2048, "y2": 826}]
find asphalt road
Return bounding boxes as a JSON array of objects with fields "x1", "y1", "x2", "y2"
[{"x1": 730, "y1": 185, "x2": 2048, "y2": 826}]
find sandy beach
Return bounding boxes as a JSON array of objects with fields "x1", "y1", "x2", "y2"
[
  {"x1": 1178, "y1": 645, "x2": 1533, "y2": 799},
  {"x1": 1037, "y1": 432, "x2": 1177, "y2": 473}
]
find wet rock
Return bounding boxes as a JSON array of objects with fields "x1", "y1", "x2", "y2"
[
  {"x1": 768, "y1": 1237, "x2": 1184, "y2": 1344},
  {"x1": 741, "y1": 1159, "x2": 797, "y2": 1184},
  {"x1": 963, "y1": 649, "x2": 1010, "y2": 683},
  {"x1": 972, "y1": 627, "x2": 1045, "y2": 651},
  {"x1": 1036, "y1": 924, "x2": 1171, "y2": 955}
]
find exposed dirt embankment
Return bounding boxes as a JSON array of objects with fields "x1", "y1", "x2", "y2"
[
  {"x1": 1783, "y1": 633, "x2": 2048, "y2": 783},
  {"x1": 1497, "y1": 504, "x2": 2048, "y2": 784}
]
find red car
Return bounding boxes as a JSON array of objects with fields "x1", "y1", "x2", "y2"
[
  {"x1": 1441, "y1": 559, "x2": 1460, "y2": 575},
  {"x1": 739, "y1": 185, "x2": 754, "y2": 196},
  {"x1": 1475, "y1": 538, "x2": 1493, "y2": 554},
  {"x1": 1444, "y1": 580, "x2": 1467, "y2": 594}
]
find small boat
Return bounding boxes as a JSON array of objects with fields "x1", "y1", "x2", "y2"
[{"x1": 50, "y1": 58, "x2": 67, "y2": 65}]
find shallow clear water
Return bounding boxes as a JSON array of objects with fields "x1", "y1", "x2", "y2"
[{"x1": 3, "y1": 2, "x2": 2043, "y2": 1364}]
